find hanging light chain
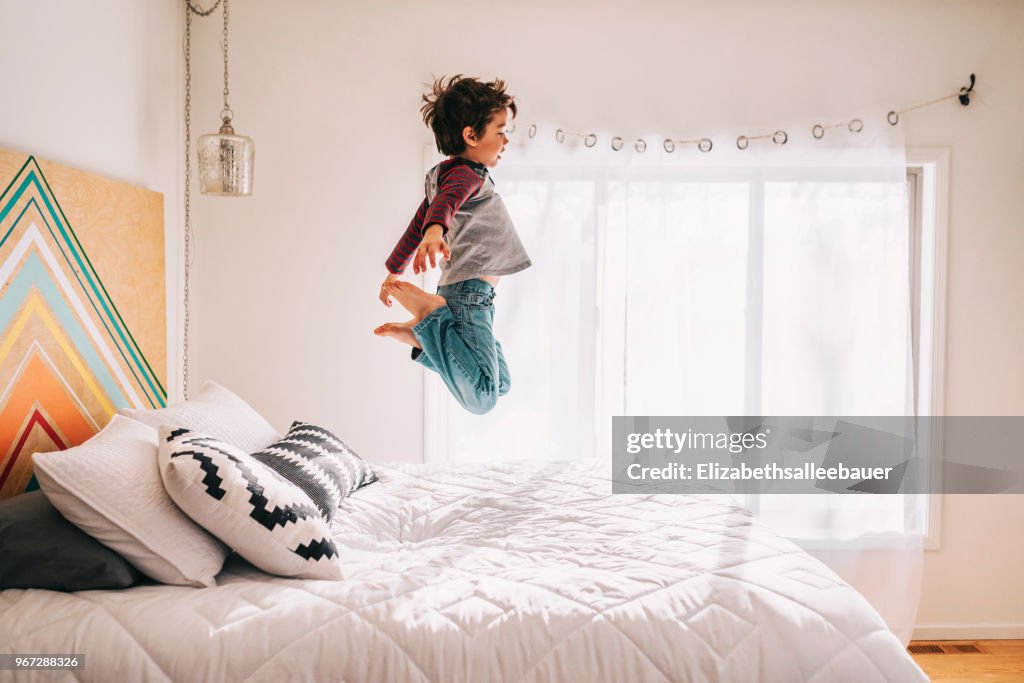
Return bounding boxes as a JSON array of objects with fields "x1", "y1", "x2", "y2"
[
  {"x1": 182, "y1": 0, "x2": 224, "y2": 399},
  {"x1": 186, "y1": 0, "x2": 221, "y2": 17},
  {"x1": 182, "y1": 0, "x2": 208, "y2": 400},
  {"x1": 221, "y1": 0, "x2": 232, "y2": 120},
  {"x1": 182, "y1": 0, "x2": 251, "y2": 397}
]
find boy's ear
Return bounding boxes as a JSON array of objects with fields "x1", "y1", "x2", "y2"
[{"x1": 462, "y1": 125, "x2": 478, "y2": 148}]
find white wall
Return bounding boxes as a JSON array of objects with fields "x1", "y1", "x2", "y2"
[
  {"x1": 185, "y1": 0, "x2": 1022, "y2": 635},
  {"x1": 0, "y1": 0, "x2": 184, "y2": 401}
]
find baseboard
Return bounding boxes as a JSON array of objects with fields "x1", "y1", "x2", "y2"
[{"x1": 912, "y1": 623, "x2": 1024, "y2": 640}]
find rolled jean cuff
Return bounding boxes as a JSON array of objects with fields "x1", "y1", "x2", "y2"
[
  {"x1": 410, "y1": 306, "x2": 448, "y2": 366},
  {"x1": 411, "y1": 306, "x2": 447, "y2": 337}
]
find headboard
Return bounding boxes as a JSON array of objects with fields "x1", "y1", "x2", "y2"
[{"x1": 0, "y1": 149, "x2": 167, "y2": 498}]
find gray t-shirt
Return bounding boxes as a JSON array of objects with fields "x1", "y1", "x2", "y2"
[{"x1": 425, "y1": 161, "x2": 532, "y2": 287}]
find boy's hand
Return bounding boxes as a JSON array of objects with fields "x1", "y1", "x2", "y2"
[
  {"x1": 379, "y1": 273, "x2": 400, "y2": 307},
  {"x1": 414, "y1": 225, "x2": 451, "y2": 274}
]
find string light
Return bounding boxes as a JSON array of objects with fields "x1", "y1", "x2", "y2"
[
  {"x1": 663, "y1": 137, "x2": 713, "y2": 153},
  {"x1": 812, "y1": 118, "x2": 864, "y2": 139},
  {"x1": 554, "y1": 129, "x2": 598, "y2": 147},
  {"x1": 888, "y1": 73, "x2": 976, "y2": 126},
  {"x1": 509, "y1": 74, "x2": 976, "y2": 154},
  {"x1": 736, "y1": 130, "x2": 788, "y2": 150},
  {"x1": 608, "y1": 136, "x2": 647, "y2": 153}
]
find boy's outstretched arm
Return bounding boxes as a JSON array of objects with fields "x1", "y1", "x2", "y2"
[
  {"x1": 408, "y1": 163, "x2": 483, "y2": 275},
  {"x1": 385, "y1": 197, "x2": 429, "y2": 276},
  {"x1": 380, "y1": 161, "x2": 483, "y2": 305},
  {"x1": 381, "y1": 197, "x2": 430, "y2": 307}
]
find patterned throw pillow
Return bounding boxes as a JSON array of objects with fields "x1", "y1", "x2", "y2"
[
  {"x1": 250, "y1": 421, "x2": 378, "y2": 523},
  {"x1": 158, "y1": 426, "x2": 343, "y2": 580}
]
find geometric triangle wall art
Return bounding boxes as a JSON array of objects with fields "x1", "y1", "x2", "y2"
[{"x1": 0, "y1": 149, "x2": 167, "y2": 499}]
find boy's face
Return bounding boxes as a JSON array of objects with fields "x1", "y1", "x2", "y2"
[{"x1": 462, "y1": 108, "x2": 510, "y2": 168}]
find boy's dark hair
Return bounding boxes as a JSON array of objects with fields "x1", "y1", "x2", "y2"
[{"x1": 421, "y1": 75, "x2": 517, "y2": 156}]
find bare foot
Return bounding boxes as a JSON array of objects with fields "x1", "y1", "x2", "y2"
[
  {"x1": 383, "y1": 281, "x2": 447, "y2": 320},
  {"x1": 373, "y1": 319, "x2": 422, "y2": 348}
]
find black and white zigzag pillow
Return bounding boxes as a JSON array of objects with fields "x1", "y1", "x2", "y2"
[
  {"x1": 157, "y1": 426, "x2": 343, "y2": 580},
  {"x1": 250, "y1": 421, "x2": 378, "y2": 523}
]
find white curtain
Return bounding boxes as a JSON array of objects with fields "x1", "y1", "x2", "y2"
[{"x1": 426, "y1": 116, "x2": 924, "y2": 643}]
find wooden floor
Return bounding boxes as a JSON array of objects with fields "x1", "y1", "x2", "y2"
[{"x1": 909, "y1": 640, "x2": 1024, "y2": 682}]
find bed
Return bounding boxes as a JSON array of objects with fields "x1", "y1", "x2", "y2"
[{"x1": 0, "y1": 458, "x2": 928, "y2": 682}]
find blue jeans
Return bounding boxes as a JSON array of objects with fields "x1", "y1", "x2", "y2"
[{"x1": 410, "y1": 279, "x2": 510, "y2": 415}]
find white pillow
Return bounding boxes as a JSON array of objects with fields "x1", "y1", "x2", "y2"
[
  {"x1": 32, "y1": 416, "x2": 229, "y2": 587},
  {"x1": 120, "y1": 380, "x2": 279, "y2": 453},
  {"x1": 158, "y1": 426, "x2": 344, "y2": 580}
]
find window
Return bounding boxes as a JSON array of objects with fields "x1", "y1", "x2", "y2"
[{"x1": 424, "y1": 147, "x2": 948, "y2": 546}]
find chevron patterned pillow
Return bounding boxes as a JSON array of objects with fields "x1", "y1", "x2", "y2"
[
  {"x1": 250, "y1": 421, "x2": 378, "y2": 523},
  {"x1": 158, "y1": 425, "x2": 343, "y2": 580}
]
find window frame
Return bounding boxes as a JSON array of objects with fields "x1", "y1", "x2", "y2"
[{"x1": 905, "y1": 147, "x2": 951, "y2": 551}]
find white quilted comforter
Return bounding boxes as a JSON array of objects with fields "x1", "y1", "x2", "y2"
[{"x1": 0, "y1": 459, "x2": 927, "y2": 683}]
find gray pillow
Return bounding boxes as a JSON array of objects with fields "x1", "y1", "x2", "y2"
[{"x1": 0, "y1": 491, "x2": 143, "y2": 591}]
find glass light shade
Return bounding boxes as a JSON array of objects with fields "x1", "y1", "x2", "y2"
[{"x1": 197, "y1": 119, "x2": 254, "y2": 196}]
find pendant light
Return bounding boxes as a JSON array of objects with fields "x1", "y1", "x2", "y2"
[
  {"x1": 181, "y1": 0, "x2": 253, "y2": 399},
  {"x1": 195, "y1": 0, "x2": 254, "y2": 196}
]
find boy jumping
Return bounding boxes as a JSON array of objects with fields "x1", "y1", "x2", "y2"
[{"x1": 374, "y1": 75, "x2": 531, "y2": 415}]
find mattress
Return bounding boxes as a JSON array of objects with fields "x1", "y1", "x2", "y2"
[{"x1": 0, "y1": 459, "x2": 928, "y2": 682}]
